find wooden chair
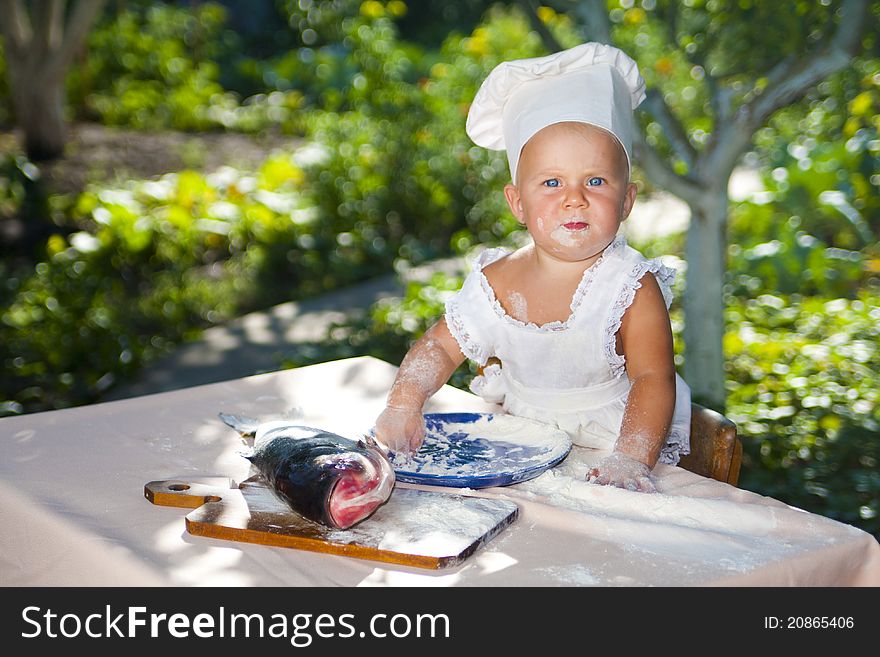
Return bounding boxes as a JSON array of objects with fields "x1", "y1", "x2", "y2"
[{"x1": 678, "y1": 403, "x2": 742, "y2": 486}]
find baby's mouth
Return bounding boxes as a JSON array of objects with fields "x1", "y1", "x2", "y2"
[{"x1": 562, "y1": 219, "x2": 589, "y2": 231}]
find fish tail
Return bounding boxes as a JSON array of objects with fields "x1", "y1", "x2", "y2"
[{"x1": 218, "y1": 412, "x2": 260, "y2": 437}]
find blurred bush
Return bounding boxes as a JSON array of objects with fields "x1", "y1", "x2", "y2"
[
  {"x1": 755, "y1": 56, "x2": 880, "y2": 245},
  {"x1": 725, "y1": 293, "x2": 879, "y2": 536},
  {"x1": 63, "y1": 2, "x2": 305, "y2": 134},
  {"x1": 0, "y1": 153, "x2": 29, "y2": 221},
  {"x1": 727, "y1": 206, "x2": 866, "y2": 298},
  {"x1": 0, "y1": 149, "x2": 388, "y2": 414},
  {"x1": 737, "y1": 53, "x2": 880, "y2": 297}
]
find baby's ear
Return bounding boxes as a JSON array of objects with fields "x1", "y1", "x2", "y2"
[
  {"x1": 620, "y1": 182, "x2": 638, "y2": 220},
  {"x1": 503, "y1": 183, "x2": 525, "y2": 223}
]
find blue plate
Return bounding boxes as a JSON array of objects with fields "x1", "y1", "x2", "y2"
[{"x1": 380, "y1": 412, "x2": 571, "y2": 488}]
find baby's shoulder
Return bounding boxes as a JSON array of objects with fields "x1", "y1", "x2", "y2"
[
  {"x1": 480, "y1": 244, "x2": 531, "y2": 274},
  {"x1": 481, "y1": 245, "x2": 531, "y2": 287}
]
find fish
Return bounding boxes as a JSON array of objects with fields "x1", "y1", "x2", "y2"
[{"x1": 219, "y1": 413, "x2": 395, "y2": 530}]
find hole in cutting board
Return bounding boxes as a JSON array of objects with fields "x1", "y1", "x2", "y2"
[{"x1": 164, "y1": 482, "x2": 221, "y2": 503}]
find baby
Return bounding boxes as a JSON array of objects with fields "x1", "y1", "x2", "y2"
[{"x1": 374, "y1": 43, "x2": 691, "y2": 492}]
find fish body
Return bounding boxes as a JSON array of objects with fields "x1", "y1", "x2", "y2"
[{"x1": 220, "y1": 414, "x2": 395, "y2": 529}]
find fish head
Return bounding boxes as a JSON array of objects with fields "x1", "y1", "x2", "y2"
[{"x1": 319, "y1": 445, "x2": 396, "y2": 529}]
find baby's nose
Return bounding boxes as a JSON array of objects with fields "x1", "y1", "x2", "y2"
[{"x1": 563, "y1": 187, "x2": 588, "y2": 207}]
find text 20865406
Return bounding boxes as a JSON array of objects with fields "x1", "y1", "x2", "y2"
[{"x1": 763, "y1": 617, "x2": 854, "y2": 630}]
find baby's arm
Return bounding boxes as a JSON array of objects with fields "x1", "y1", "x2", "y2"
[
  {"x1": 374, "y1": 316, "x2": 466, "y2": 454},
  {"x1": 587, "y1": 273, "x2": 676, "y2": 492}
]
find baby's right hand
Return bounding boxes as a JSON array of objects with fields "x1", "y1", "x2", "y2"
[
  {"x1": 374, "y1": 405, "x2": 426, "y2": 455},
  {"x1": 586, "y1": 452, "x2": 656, "y2": 493}
]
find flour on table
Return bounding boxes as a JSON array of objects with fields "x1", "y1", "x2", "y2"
[
  {"x1": 534, "y1": 564, "x2": 601, "y2": 586},
  {"x1": 497, "y1": 448, "x2": 863, "y2": 580},
  {"x1": 324, "y1": 488, "x2": 516, "y2": 558}
]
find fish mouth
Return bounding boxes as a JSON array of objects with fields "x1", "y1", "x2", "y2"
[{"x1": 326, "y1": 449, "x2": 396, "y2": 529}]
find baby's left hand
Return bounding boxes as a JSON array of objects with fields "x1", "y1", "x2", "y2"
[{"x1": 586, "y1": 452, "x2": 656, "y2": 493}]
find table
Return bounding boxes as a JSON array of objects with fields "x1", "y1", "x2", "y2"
[{"x1": 2, "y1": 356, "x2": 879, "y2": 587}]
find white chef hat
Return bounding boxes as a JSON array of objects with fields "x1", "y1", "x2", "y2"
[{"x1": 466, "y1": 42, "x2": 646, "y2": 182}]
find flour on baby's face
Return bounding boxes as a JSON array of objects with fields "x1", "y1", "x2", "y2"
[
  {"x1": 550, "y1": 224, "x2": 581, "y2": 247},
  {"x1": 536, "y1": 216, "x2": 589, "y2": 249}
]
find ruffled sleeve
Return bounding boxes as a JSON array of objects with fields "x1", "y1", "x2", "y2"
[
  {"x1": 604, "y1": 257, "x2": 677, "y2": 378},
  {"x1": 444, "y1": 248, "x2": 508, "y2": 366}
]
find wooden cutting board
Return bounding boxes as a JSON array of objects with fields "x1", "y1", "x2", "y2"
[{"x1": 144, "y1": 477, "x2": 518, "y2": 569}]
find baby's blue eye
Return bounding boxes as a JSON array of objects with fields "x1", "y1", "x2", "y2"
[
  {"x1": 543, "y1": 179, "x2": 560, "y2": 188},
  {"x1": 587, "y1": 177, "x2": 604, "y2": 186}
]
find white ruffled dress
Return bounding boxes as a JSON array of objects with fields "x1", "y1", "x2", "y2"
[{"x1": 444, "y1": 235, "x2": 691, "y2": 465}]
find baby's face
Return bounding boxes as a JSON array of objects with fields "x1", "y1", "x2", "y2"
[{"x1": 504, "y1": 122, "x2": 636, "y2": 266}]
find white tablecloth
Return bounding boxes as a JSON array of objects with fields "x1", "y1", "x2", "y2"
[{"x1": 2, "y1": 356, "x2": 878, "y2": 586}]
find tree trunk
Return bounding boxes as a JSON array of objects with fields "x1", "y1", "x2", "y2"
[
  {"x1": 683, "y1": 187, "x2": 729, "y2": 411},
  {"x1": 9, "y1": 67, "x2": 67, "y2": 162},
  {"x1": 0, "y1": 0, "x2": 107, "y2": 162}
]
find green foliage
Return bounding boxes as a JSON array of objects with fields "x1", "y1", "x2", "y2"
[
  {"x1": 68, "y1": 3, "x2": 227, "y2": 129},
  {"x1": 0, "y1": 150, "x2": 394, "y2": 414},
  {"x1": 296, "y1": 10, "x2": 446, "y2": 257},
  {"x1": 629, "y1": 0, "x2": 837, "y2": 80},
  {"x1": 240, "y1": 0, "x2": 418, "y2": 112},
  {"x1": 0, "y1": 152, "x2": 30, "y2": 220},
  {"x1": 64, "y1": 2, "x2": 305, "y2": 134},
  {"x1": 605, "y1": 0, "x2": 864, "y2": 177},
  {"x1": 754, "y1": 56, "x2": 880, "y2": 249},
  {"x1": 726, "y1": 293, "x2": 880, "y2": 536},
  {"x1": 727, "y1": 207, "x2": 866, "y2": 298},
  {"x1": 393, "y1": 0, "x2": 494, "y2": 47},
  {"x1": 725, "y1": 54, "x2": 879, "y2": 298}
]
